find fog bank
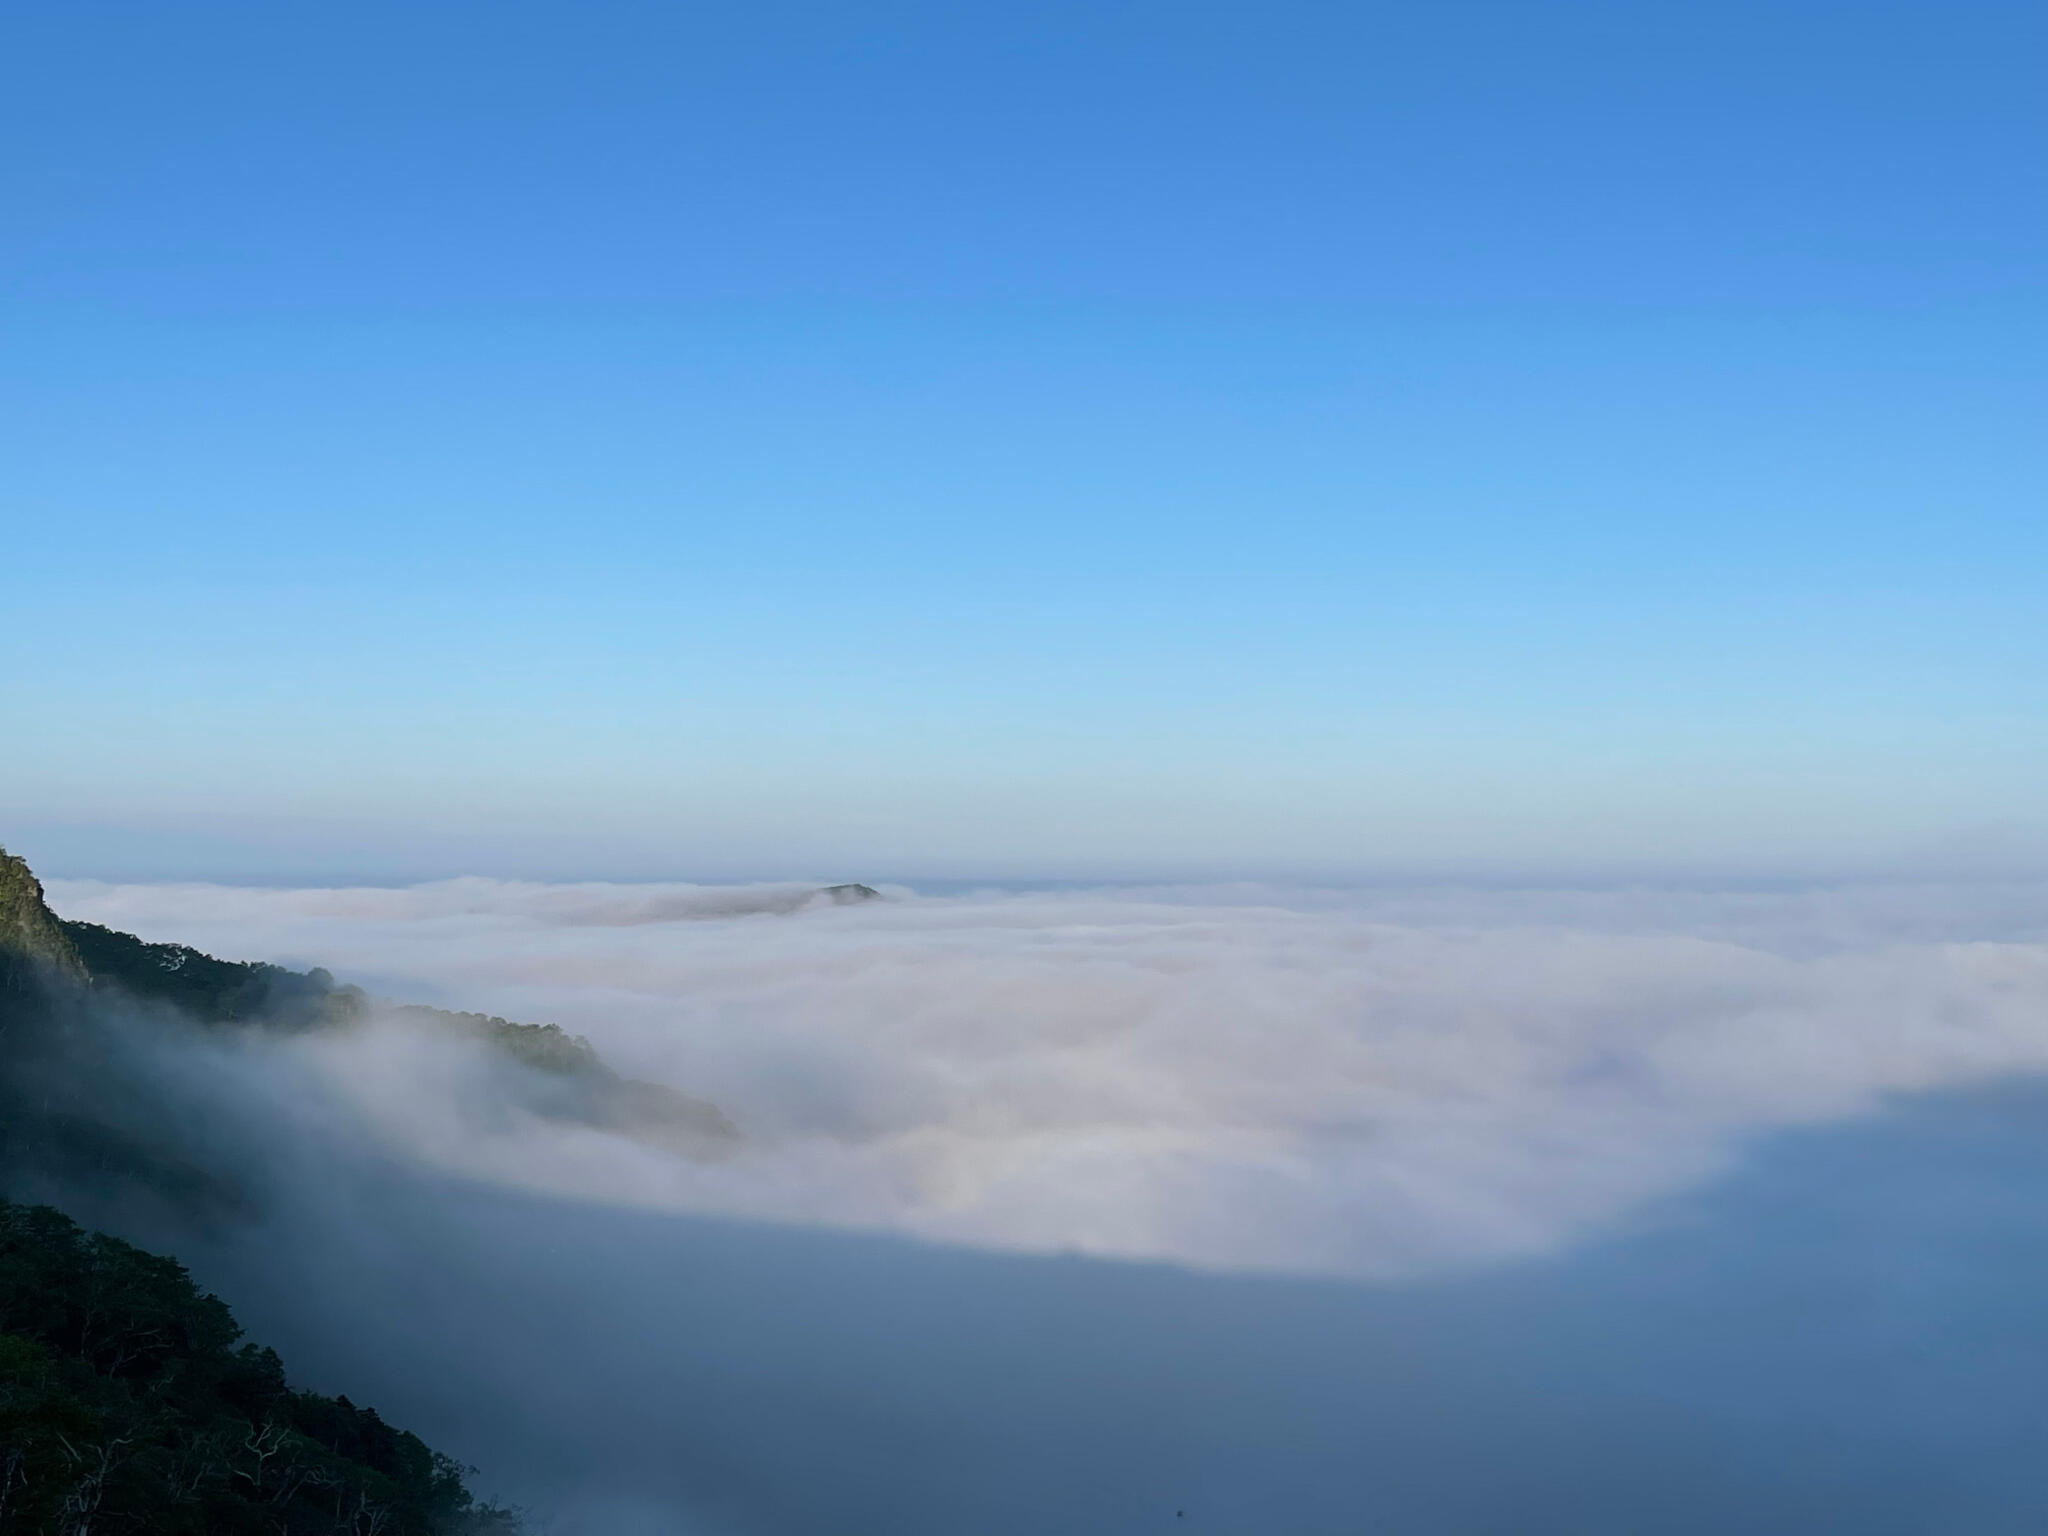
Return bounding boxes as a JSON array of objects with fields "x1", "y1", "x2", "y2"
[
  {"x1": 91, "y1": 1078, "x2": 2048, "y2": 1535},
  {"x1": 49, "y1": 876, "x2": 2048, "y2": 1277},
  {"x1": 20, "y1": 874, "x2": 2048, "y2": 1531}
]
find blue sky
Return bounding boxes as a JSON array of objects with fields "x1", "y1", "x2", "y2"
[{"x1": 4, "y1": 0, "x2": 2043, "y2": 881}]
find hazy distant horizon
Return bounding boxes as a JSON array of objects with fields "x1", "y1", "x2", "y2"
[{"x1": 12, "y1": 817, "x2": 2048, "y2": 893}]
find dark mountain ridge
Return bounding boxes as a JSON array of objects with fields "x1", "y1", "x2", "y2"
[
  {"x1": 37, "y1": 880, "x2": 741, "y2": 1158},
  {"x1": 0, "y1": 849, "x2": 524, "y2": 1532}
]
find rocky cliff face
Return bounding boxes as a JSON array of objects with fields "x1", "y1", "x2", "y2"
[{"x1": 0, "y1": 845, "x2": 85, "y2": 991}]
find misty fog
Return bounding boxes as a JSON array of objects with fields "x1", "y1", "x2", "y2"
[{"x1": 22, "y1": 876, "x2": 2048, "y2": 1531}]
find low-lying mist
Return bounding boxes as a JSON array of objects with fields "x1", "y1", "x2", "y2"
[
  {"x1": 47, "y1": 875, "x2": 2048, "y2": 1276},
  {"x1": 23, "y1": 875, "x2": 2048, "y2": 1531}
]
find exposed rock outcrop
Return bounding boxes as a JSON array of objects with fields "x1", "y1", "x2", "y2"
[{"x1": 0, "y1": 845, "x2": 86, "y2": 991}]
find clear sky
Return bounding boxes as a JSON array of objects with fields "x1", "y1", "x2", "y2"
[{"x1": 4, "y1": 0, "x2": 2043, "y2": 882}]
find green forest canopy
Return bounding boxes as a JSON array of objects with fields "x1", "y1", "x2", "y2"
[{"x1": 0, "y1": 1197, "x2": 518, "y2": 1534}]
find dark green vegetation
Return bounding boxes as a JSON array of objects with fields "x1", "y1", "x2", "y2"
[
  {"x1": 0, "y1": 1197, "x2": 516, "y2": 1534},
  {"x1": 59, "y1": 921, "x2": 358, "y2": 1033},
  {"x1": 1, "y1": 849, "x2": 520, "y2": 1531}
]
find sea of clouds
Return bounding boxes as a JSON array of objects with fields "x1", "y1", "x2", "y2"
[{"x1": 47, "y1": 875, "x2": 2048, "y2": 1279}]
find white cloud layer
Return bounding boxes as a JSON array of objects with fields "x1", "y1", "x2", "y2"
[{"x1": 48, "y1": 876, "x2": 2048, "y2": 1277}]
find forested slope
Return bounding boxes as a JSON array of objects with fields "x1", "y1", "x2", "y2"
[
  {"x1": 0, "y1": 1198, "x2": 518, "y2": 1534},
  {"x1": 0, "y1": 848, "x2": 522, "y2": 1532}
]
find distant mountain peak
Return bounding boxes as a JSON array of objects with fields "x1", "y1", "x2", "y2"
[{"x1": 819, "y1": 883, "x2": 881, "y2": 904}]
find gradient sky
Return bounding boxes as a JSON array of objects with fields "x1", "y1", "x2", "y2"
[{"x1": 4, "y1": 0, "x2": 2043, "y2": 881}]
